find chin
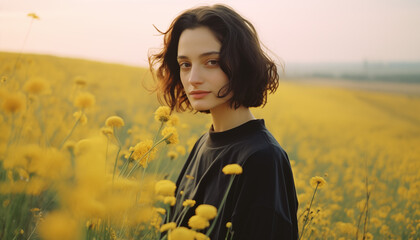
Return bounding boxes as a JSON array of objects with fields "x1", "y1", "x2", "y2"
[{"x1": 192, "y1": 105, "x2": 210, "y2": 112}]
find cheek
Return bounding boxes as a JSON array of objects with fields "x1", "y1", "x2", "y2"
[
  {"x1": 179, "y1": 74, "x2": 188, "y2": 88},
  {"x1": 214, "y1": 71, "x2": 229, "y2": 87}
]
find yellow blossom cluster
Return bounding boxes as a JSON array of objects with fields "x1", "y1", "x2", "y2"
[
  {"x1": 310, "y1": 176, "x2": 326, "y2": 189},
  {"x1": 23, "y1": 77, "x2": 50, "y2": 95},
  {"x1": 183, "y1": 199, "x2": 196, "y2": 207},
  {"x1": 154, "y1": 106, "x2": 171, "y2": 122},
  {"x1": 130, "y1": 139, "x2": 157, "y2": 167},
  {"x1": 162, "y1": 126, "x2": 179, "y2": 144},
  {"x1": 155, "y1": 179, "x2": 177, "y2": 197},
  {"x1": 74, "y1": 92, "x2": 95, "y2": 109},
  {"x1": 1, "y1": 92, "x2": 25, "y2": 114},
  {"x1": 222, "y1": 164, "x2": 243, "y2": 175},
  {"x1": 105, "y1": 115, "x2": 125, "y2": 128}
]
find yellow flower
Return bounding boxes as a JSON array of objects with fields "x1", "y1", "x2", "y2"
[
  {"x1": 154, "y1": 106, "x2": 171, "y2": 122},
  {"x1": 167, "y1": 151, "x2": 178, "y2": 160},
  {"x1": 105, "y1": 116, "x2": 125, "y2": 128},
  {"x1": 1, "y1": 93, "x2": 25, "y2": 114},
  {"x1": 176, "y1": 145, "x2": 186, "y2": 155},
  {"x1": 195, "y1": 232, "x2": 210, "y2": 240},
  {"x1": 226, "y1": 222, "x2": 232, "y2": 228},
  {"x1": 160, "y1": 222, "x2": 177, "y2": 232},
  {"x1": 73, "y1": 111, "x2": 87, "y2": 125},
  {"x1": 183, "y1": 199, "x2": 196, "y2": 207},
  {"x1": 109, "y1": 228, "x2": 116, "y2": 240},
  {"x1": 2, "y1": 200, "x2": 10, "y2": 207},
  {"x1": 155, "y1": 180, "x2": 176, "y2": 197},
  {"x1": 168, "y1": 114, "x2": 179, "y2": 126},
  {"x1": 150, "y1": 211, "x2": 163, "y2": 229},
  {"x1": 186, "y1": 175, "x2": 195, "y2": 180},
  {"x1": 391, "y1": 213, "x2": 405, "y2": 222},
  {"x1": 131, "y1": 140, "x2": 156, "y2": 167},
  {"x1": 162, "y1": 126, "x2": 179, "y2": 144},
  {"x1": 310, "y1": 176, "x2": 326, "y2": 189},
  {"x1": 164, "y1": 196, "x2": 176, "y2": 206},
  {"x1": 101, "y1": 127, "x2": 113, "y2": 136},
  {"x1": 380, "y1": 225, "x2": 390, "y2": 236},
  {"x1": 222, "y1": 164, "x2": 243, "y2": 175},
  {"x1": 335, "y1": 221, "x2": 357, "y2": 235},
  {"x1": 30, "y1": 208, "x2": 41, "y2": 212},
  {"x1": 188, "y1": 215, "x2": 209, "y2": 230},
  {"x1": 23, "y1": 77, "x2": 49, "y2": 95},
  {"x1": 74, "y1": 92, "x2": 95, "y2": 109},
  {"x1": 168, "y1": 227, "x2": 195, "y2": 240},
  {"x1": 38, "y1": 211, "x2": 80, "y2": 240},
  {"x1": 155, "y1": 207, "x2": 166, "y2": 215},
  {"x1": 195, "y1": 204, "x2": 217, "y2": 220},
  {"x1": 27, "y1": 148, "x2": 70, "y2": 180},
  {"x1": 27, "y1": 13, "x2": 40, "y2": 20}
]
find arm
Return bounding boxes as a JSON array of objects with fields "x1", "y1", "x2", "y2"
[{"x1": 230, "y1": 147, "x2": 298, "y2": 240}]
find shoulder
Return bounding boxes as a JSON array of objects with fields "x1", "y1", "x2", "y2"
[
  {"x1": 244, "y1": 145, "x2": 288, "y2": 173},
  {"x1": 246, "y1": 127, "x2": 288, "y2": 161},
  {"x1": 240, "y1": 129, "x2": 290, "y2": 175}
]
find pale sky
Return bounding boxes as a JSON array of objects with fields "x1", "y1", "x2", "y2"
[{"x1": 1, "y1": 0, "x2": 420, "y2": 67}]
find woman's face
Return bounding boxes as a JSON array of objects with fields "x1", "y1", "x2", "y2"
[{"x1": 177, "y1": 26, "x2": 232, "y2": 112}]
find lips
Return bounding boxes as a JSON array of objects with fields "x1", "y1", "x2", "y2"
[{"x1": 189, "y1": 90, "x2": 210, "y2": 99}]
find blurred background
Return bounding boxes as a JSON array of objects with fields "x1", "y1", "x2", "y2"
[{"x1": 2, "y1": 0, "x2": 420, "y2": 70}]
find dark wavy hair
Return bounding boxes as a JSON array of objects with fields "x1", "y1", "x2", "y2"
[{"x1": 149, "y1": 4, "x2": 280, "y2": 112}]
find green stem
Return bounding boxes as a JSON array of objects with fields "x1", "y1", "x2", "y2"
[
  {"x1": 59, "y1": 110, "x2": 83, "y2": 149},
  {"x1": 225, "y1": 229, "x2": 230, "y2": 240},
  {"x1": 206, "y1": 175, "x2": 236, "y2": 237},
  {"x1": 105, "y1": 136, "x2": 109, "y2": 174},
  {"x1": 154, "y1": 121, "x2": 165, "y2": 143},
  {"x1": 112, "y1": 146, "x2": 121, "y2": 181},
  {"x1": 112, "y1": 126, "x2": 122, "y2": 182},
  {"x1": 118, "y1": 151, "x2": 133, "y2": 177},
  {"x1": 125, "y1": 136, "x2": 169, "y2": 178},
  {"x1": 6, "y1": 114, "x2": 16, "y2": 148},
  {"x1": 10, "y1": 19, "x2": 34, "y2": 79},
  {"x1": 13, "y1": 95, "x2": 31, "y2": 145},
  {"x1": 166, "y1": 204, "x2": 171, "y2": 224},
  {"x1": 173, "y1": 189, "x2": 187, "y2": 221},
  {"x1": 299, "y1": 184, "x2": 318, "y2": 240},
  {"x1": 175, "y1": 205, "x2": 190, "y2": 226}
]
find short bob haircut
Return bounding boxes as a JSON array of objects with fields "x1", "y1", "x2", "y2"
[{"x1": 149, "y1": 4, "x2": 279, "y2": 112}]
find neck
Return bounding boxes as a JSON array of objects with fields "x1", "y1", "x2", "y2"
[{"x1": 210, "y1": 105, "x2": 255, "y2": 132}]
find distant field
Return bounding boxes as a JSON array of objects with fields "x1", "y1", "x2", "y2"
[
  {"x1": 1, "y1": 52, "x2": 419, "y2": 239},
  {"x1": 287, "y1": 77, "x2": 420, "y2": 96}
]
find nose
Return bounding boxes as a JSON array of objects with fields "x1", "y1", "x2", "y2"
[{"x1": 188, "y1": 65, "x2": 203, "y2": 86}]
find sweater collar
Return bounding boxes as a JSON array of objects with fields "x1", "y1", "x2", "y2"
[{"x1": 206, "y1": 119, "x2": 265, "y2": 148}]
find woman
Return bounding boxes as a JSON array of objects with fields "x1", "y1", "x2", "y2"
[{"x1": 149, "y1": 4, "x2": 298, "y2": 239}]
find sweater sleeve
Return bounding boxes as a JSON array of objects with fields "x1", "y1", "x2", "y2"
[{"x1": 230, "y1": 147, "x2": 298, "y2": 240}]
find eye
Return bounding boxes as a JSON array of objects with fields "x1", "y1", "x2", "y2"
[
  {"x1": 206, "y1": 59, "x2": 219, "y2": 66},
  {"x1": 179, "y1": 62, "x2": 191, "y2": 69}
]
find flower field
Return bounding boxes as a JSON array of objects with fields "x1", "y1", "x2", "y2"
[{"x1": 0, "y1": 51, "x2": 419, "y2": 239}]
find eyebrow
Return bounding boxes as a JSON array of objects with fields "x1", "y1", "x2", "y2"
[{"x1": 177, "y1": 51, "x2": 220, "y2": 60}]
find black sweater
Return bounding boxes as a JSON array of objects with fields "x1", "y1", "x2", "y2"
[{"x1": 172, "y1": 119, "x2": 298, "y2": 239}]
